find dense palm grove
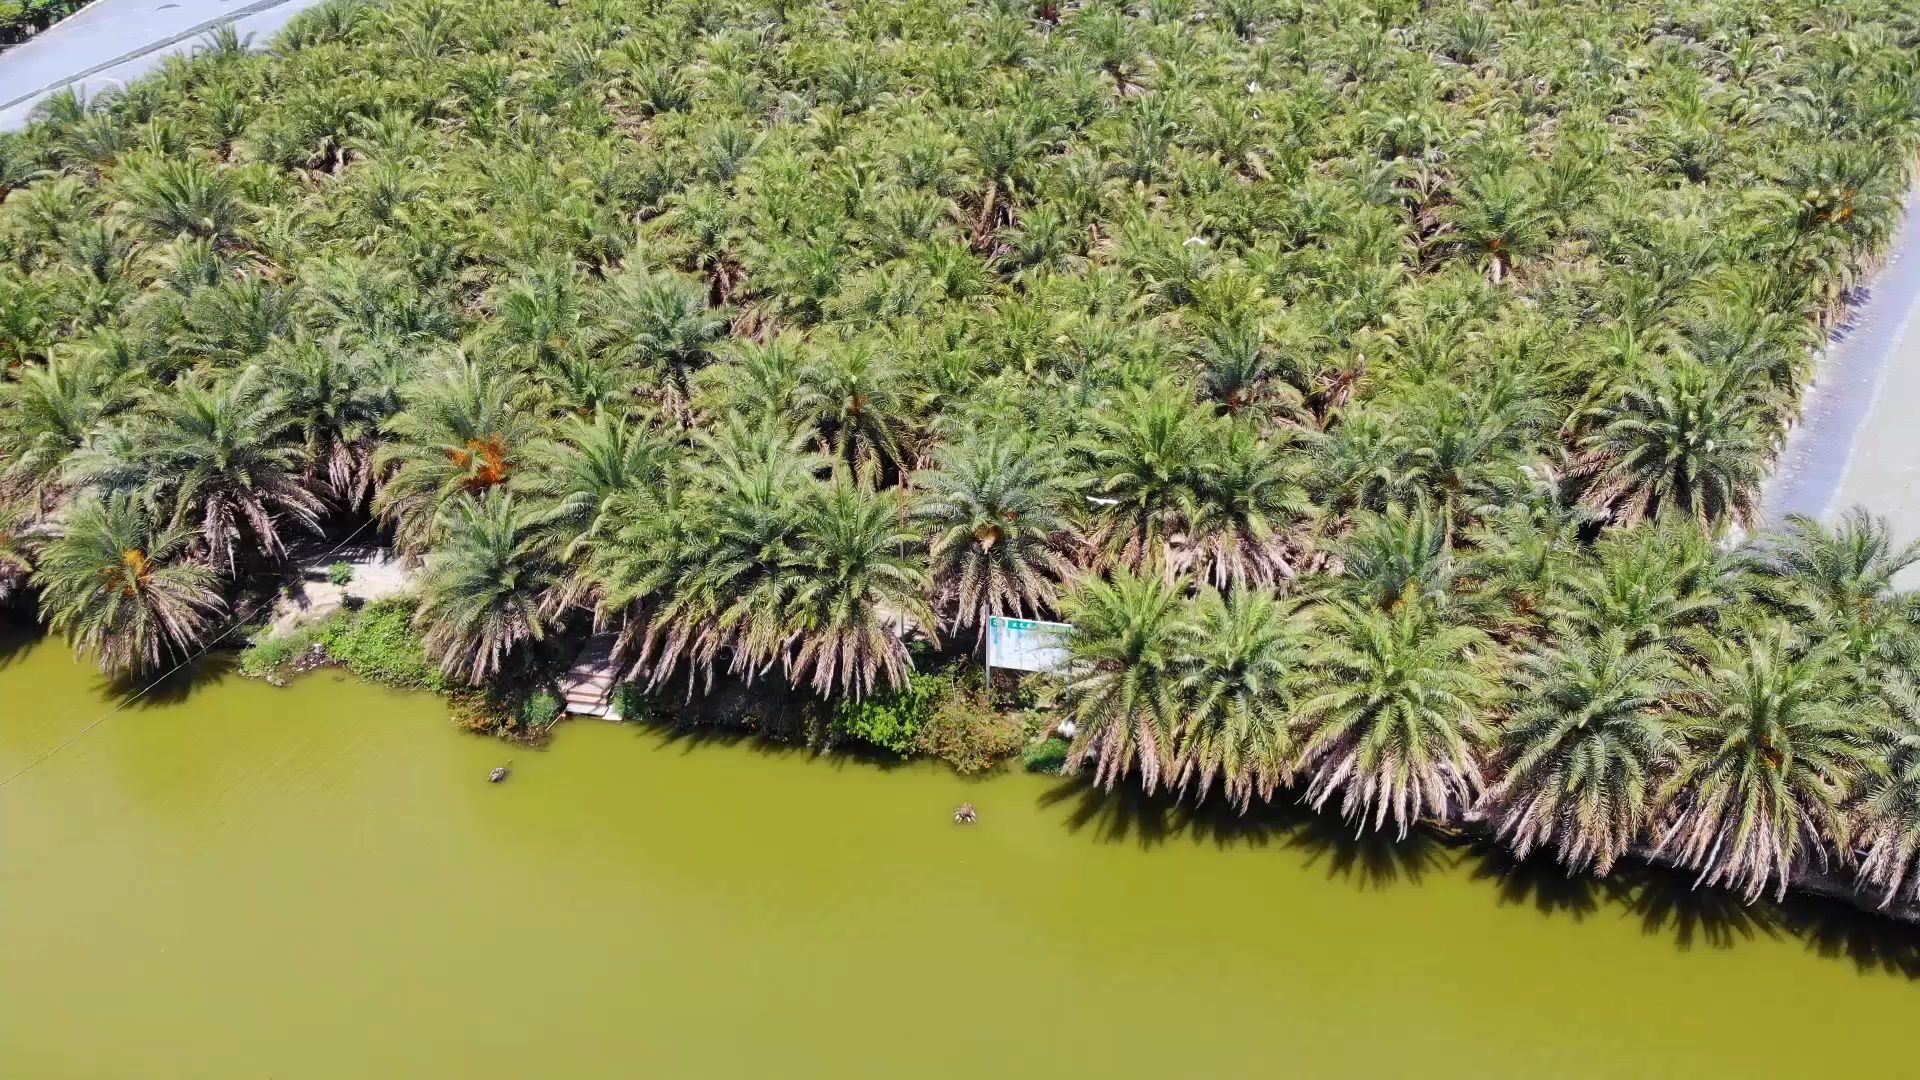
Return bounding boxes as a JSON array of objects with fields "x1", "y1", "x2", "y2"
[{"x1": 1, "y1": 0, "x2": 1919, "y2": 908}]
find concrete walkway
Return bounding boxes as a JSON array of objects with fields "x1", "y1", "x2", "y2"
[
  {"x1": 266, "y1": 545, "x2": 415, "y2": 636},
  {"x1": 0, "y1": 0, "x2": 331, "y2": 130}
]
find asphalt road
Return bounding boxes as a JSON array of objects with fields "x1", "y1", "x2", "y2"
[
  {"x1": 1761, "y1": 184, "x2": 1920, "y2": 582},
  {"x1": 0, "y1": 0, "x2": 330, "y2": 130}
]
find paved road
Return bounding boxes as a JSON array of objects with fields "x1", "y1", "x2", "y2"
[
  {"x1": 0, "y1": 0, "x2": 329, "y2": 130},
  {"x1": 1762, "y1": 185, "x2": 1920, "y2": 575}
]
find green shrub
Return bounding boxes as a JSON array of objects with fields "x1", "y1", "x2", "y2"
[
  {"x1": 326, "y1": 561, "x2": 354, "y2": 586},
  {"x1": 1023, "y1": 736, "x2": 1071, "y2": 775},
  {"x1": 830, "y1": 671, "x2": 943, "y2": 754},
  {"x1": 519, "y1": 689, "x2": 562, "y2": 729},
  {"x1": 318, "y1": 599, "x2": 444, "y2": 691},
  {"x1": 610, "y1": 681, "x2": 648, "y2": 722},
  {"x1": 914, "y1": 685, "x2": 1024, "y2": 773}
]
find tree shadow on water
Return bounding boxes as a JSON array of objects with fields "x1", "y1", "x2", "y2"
[
  {"x1": 1467, "y1": 853, "x2": 1920, "y2": 979},
  {"x1": 1032, "y1": 774, "x2": 1920, "y2": 977},
  {"x1": 1038, "y1": 778, "x2": 1174, "y2": 847},
  {"x1": 1282, "y1": 810, "x2": 1448, "y2": 889},
  {"x1": 92, "y1": 650, "x2": 237, "y2": 709},
  {"x1": 1773, "y1": 894, "x2": 1920, "y2": 979},
  {"x1": 1036, "y1": 778, "x2": 1445, "y2": 888},
  {"x1": 1613, "y1": 863, "x2": 1784, "y2": 951},
  {"x1": 1467, "y1": 846, "x2": 1613, "y2": 921},
  {"x1": 0, "y1": 615, "x2": 40, "y2": 671}
]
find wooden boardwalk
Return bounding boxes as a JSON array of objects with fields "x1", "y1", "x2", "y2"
[{"x1": 558, "y1": 635, "x2": 621, "y2": 719}]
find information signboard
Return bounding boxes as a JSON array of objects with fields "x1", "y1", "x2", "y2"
[{"x1": 985, "y1": 616, "x2": 1072, "y2": 674}]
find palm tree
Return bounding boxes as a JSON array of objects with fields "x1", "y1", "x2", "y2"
[
  {"x1": 0, "y1": 348, "x2": 132, "y2": 511},
  {"x1": 1057, "y1": 567, "x2": 1188, "y2": 794},
  {"x1": 691, "y1": 332, "x2": 806, "y2": 421},
  {"x1": 580, "y1": 482, "x2": 705, "y2": 681},
  {"x1": 1188, "y1": 422, "x2": 1314, "y2": 588},
  {"x1": 789, "y1": 339, "x2": 914, "y2": 473},
  {"x1": 1476, "y1": 631, "x2": 1683, "y2": 874},
  {"x1": 1312, "y1": 412, "x2": 1421, "y2": 514},
  {"x1": 0, "y1": 499, "x2": 35, "y2": 603},
  {"x1": 1442, "y1": 170, "x2": 1552, "y2": 284},
  {"x1": 1171, "y1": 587, "x2": 1304, "y2": 811},
  {"x1": 1397, "y1": 390, "x2": 1532, "y2": 543},
  {"x1": 485, "y1": 259, "x2": 582, "y2": 369},
  {"x1": 592, "y1": 269, "x2": 729, "y2": 418},
  {"x1": 112, "y1": 153, "x2": 246, "y2": 242},
  {"x1": 1854, "y1": 671, "x2": 1920, "y2": 909},
  {"x1": 1574, "y1": 360, "x2": 1775, "y2": 530},
  {"x1": 916, "y1": 436, "x2": 1075, "y2": 643},
  {"x1": 783, "y1": 472, "x2": 935, "y2": 698},
  {"x1": 1563, "y1": 524, "x2": 1728, "y2": 656},
  {"x1": 138, "y1": 366, "x2": 324, "y2": 574},
  {"x1": 268, "y1": 337, "x2": 396, "y2": 510},
  {"x1": 1079, "y1": 383, "x2": 1215, "y2": 572},
  {"x1": 1296, "y1": 600, "x2": 1494, "y2": 837},
  {"x1": 1655, "y1": 628, "x2": 1877, "y2": 903},
  {"x1": 1334, "y1": 500, "x2": 1453, "y2": 612},
  {"x1": 1741, "y1": 507, "x2": 1920, "y2": 669},
  {"x1": 414, "y1": 492, "x2": 560, "y2": 684},
  {"x1": 653, "y1": 418, "x2": 820, "y2": 687},
  {"x1": 523, "y1": 410, "x2": 674, "y2": 564},
  {"x1": 371, "y1": 356, "x2": 541, "y2": 553},
  {"x1": 32, "y1": 491, "x2": 225, "y2": 676},
  {"x1": 1192, "y1": 306, "x2": 1316, "y2": 423},
  {"x1": 1459, "y1": 496, "x2": 1584, "y2": 636},
  {"x1": 178, "y1": 275, "x2": 299, "y2": 363}
]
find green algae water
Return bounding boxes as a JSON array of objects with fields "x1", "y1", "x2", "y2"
[{"x1": 3, "y1": 626, "x2": 1918, "y2": 1077}]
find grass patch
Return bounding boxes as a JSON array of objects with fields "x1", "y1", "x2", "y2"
[
  {"x1": 1022, "y1": 736, "x2": 1071, "y2": 775},
  {"x1": 241, "y1": 598, "x2": 444, "y2": 692},
  {"x1": 318, "y1": 599, "x2": 444, "y2": 691}
]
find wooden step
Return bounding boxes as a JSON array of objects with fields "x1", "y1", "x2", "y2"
[{"x1": 558, "y1": 635, "x2": 621, "y2": 717}]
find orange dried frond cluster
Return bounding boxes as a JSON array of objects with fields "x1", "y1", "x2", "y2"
[
  {"x1": 446, "y1": 436, "x2": 513, "y2": 490},
  {"x1": 99, "y1": 548, "x2": 150, "y2": 596}
]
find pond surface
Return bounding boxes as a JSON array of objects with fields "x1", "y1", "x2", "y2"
[{"x1": 2, "y1": 626, "x2": 1917, "y2": 1077}]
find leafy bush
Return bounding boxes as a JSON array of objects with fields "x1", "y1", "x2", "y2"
[
  {"x1": 317, "y1": 599, "x2": 444, "y2": 691},
  {"x1": 1023, "y1": 736, "x2": 1071, "y2": 775},
  {"x1": 519, "y1": 688, "x2": 561, "y2": 729},
  {"x1": 914, "y1": 685, "x2": 1025, "y2": 773},
  {"x1": 326, "y1": 561, "x2": 354, "y2": 586},
  {"x1": 610, "y1": 681, "x2": 648, "y2": 722},
  {"x1": 830, "y1": 671, "x2": 943, "y2": 754}
]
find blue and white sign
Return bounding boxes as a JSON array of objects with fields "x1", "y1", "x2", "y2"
[{"x1": 985, "y1": 616, "x2": 1072, "y2": 674}]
